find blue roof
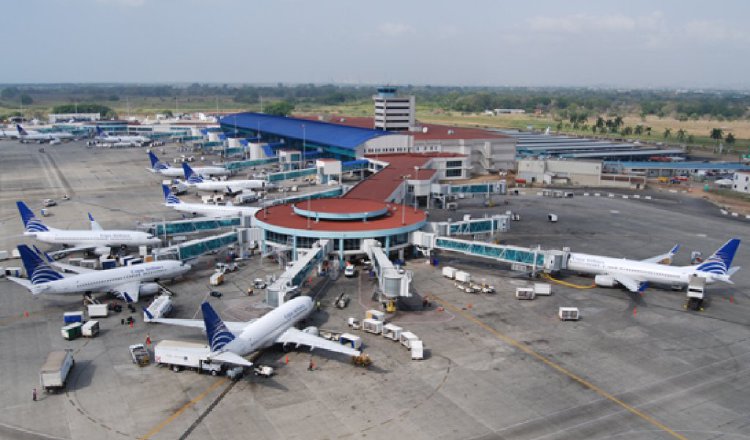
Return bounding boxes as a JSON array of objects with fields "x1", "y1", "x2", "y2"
[
  {"x1": 219, "y1": 112, "x2": 389, "y2": 150},
  {"x1": 605, "y1": 161, "x2": 750, "y2": 171}
]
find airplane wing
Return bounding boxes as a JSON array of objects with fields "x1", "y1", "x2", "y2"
[
  {"x1": 110, "y1": 281, "x2": 142, "y2": 303},
  {"x1": 47, "y1": 246, "x2": 96, "y2": 259},
  {"x1": 7, "y1": 276, "x2": 33, "y2": 289},
  {"x1": 209, "y1": 351, "x2": 254, "y2": 367},
  {"x1": 49, "y1": 260, "x2": 96, "y2": 274},
  {"x1": 641, "y1": 244, "x2": 680, "y2": 265},
  {"x1": 276, "y1": 327, "x2": 361, "y2": 357},
  {"x1": 612, "y1": 274, "x2": 647, "y2": 293},
  {"x1": 145, "y1": 316, "x2": 248, "y2": 334}
]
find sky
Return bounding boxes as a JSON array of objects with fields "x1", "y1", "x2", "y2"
[{"x1": 2, "y1": 0, "x2": 749, "y2": 89}]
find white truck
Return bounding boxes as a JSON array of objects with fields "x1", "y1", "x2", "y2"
[
  {"x1": 39, "y1": 350, "x2": 74, "y2": 393},
  {"x1": 154, "y1": 340, "x2": 224, "y2": 376}
]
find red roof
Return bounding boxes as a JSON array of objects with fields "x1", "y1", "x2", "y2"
[
  {"x1": 256, "y1": 199, "x2": 425, "y2": 232},
  {"x1": 345, "y1": 154, "x2": 440, "y2": 202},
  {"x1": 297, "y1": 115, "x2": 509, "y2": 141}
]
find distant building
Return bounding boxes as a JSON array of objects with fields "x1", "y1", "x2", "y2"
[
  {"x1": 733, "y1": 171, "x2": 750, "y2": 193},
  {"x1": 493, "y1": 109, "x2": 526, "y2": 115},
  {"x1": 48, "y1": 113, "x2": 100, "y2": 123},
  {"x1": 373, "y1": 87, "x2": 415, "y2": 131}
]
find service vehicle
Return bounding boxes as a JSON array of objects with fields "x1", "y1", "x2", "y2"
[{"x1": 39, "y1": 350, "x2": 74, "y2": 393}]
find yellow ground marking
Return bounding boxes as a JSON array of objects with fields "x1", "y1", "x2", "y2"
[
  {"x1": 431, "y1": 295, "x2": 688, "y2": 440},
  {"x1": 139, "y1": 377, "x2": 228, "y2": 440},
  {"x1": 541, "y1": 272, "x2": 597, "y2": 289}
]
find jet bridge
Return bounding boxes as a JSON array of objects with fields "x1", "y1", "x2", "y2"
[
  {"x1": 363, "y1": 239, "x2": 412, "y2": 299},
  {"x1": 141, "y1": 216, "x2": 247, "y2": 237},
  {"x1": 411, "y1": 231, "x2": 568, "y2": 274},
  {"x1": 154, "y1": 231, "x2": 239, "y2": 261},
  {"x1": 266, "y1": 239, "x2": 331, "y2": 307}
]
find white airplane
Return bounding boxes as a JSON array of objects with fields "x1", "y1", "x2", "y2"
[
  {"x1": 96, "y1": 126, "x2": 150, "y2": 146},
  {"x1": 17, "y1": 201, "x2": 161, "y2": 255},
  {"x1": 148, "y1": 151, "x2": 229, "y2": 178},
  {"x1": 16, "y1": 124, "x2": 75, "y2": 143},
  {"x1": 182, "y1": 162, "x2": 270, "y2": 193},
  {"x1": 9, "y1": 244, "x2": 190, "y2": 302},
  {"x1": 0, "y1": 127, "x2": 19, "y2": 139},
  {"x1": 145, "y1": 296, "x2": 360, "y2": 367},
  {"x1": 162, "y1": 184, "x2": 260, "y2": 218},
  {"x1": 567, "y1": 239, "x2": 741, "y2": 292}
]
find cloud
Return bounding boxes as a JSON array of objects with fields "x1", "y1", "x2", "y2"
[
  {"x1": 377, "y1": 22, "x2": 415, "y2": 37},
  {"x1": 528, "y1": 12, "x2": 664, "y2": 34},
  {"x1": 684, "y1": 20, "x2": 747, "y2": 42}
]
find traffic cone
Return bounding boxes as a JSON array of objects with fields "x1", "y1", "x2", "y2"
[
  {"x1": 129, "y1": 321, "x2": 134, "y2": 328},
  {"x1": 145, "y1": 335, "x2": 152, "y2": 346},
  {"x1": 633, "y1": 307, "x2": 637, "y2": 317},
  {"x1": 285, "y1": 356, "x2": 289, "y2": 364},
  {"x1": 23, "y1": 311, "x2": 29, "y2": 318},
  {"x1": 730, "y1": 296, "x2": 734, "y2": 304}
]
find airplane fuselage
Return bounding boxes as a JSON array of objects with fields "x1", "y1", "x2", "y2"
[
  {"x1": 27, "y1": 229, "x2": 160, "y2": 248},
  {"x1": 191, "y1": 179, "x2": 266, "y2": 192},
  {"x1": 167, "y1": 202, "x2": 259, "y2": 218}
]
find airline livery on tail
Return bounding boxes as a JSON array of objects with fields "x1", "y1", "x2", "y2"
[
  {"x1": 182, "y1": 162, "x2": 269, "y2": 193},
  {"x1": 161, "y1": 184, "x2": 260, "y2": 218}
]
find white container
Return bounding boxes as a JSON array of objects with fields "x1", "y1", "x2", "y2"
[
  {"x1": 455, "y1": 271, "x2": 471, "y2": 283},
  {"x1": 339, "y1": 333, "x2": 362, "y2": 350},
  {"x1": 0, "y1": 250, "x2": 9, "y2": 261},
  {"x1": 559, "y1": 307, "x2": 580, "y2": 321},
  {"x1": 410, "y1": 340, "x2": 424, "y2": 360},
  {"x1": 347, "y1": 317, "x2": 361, "y2": 330},
  {"x1": 82, "y1": 321, "x2": 100, "y2": 337},
  {"x1": 39, "y1": 350, "x2": 74, "y2": 392},
  {"x1": 87, "y1": 304, "x2": 109, "y2": 318},
  {"x1": 362, "y1": 318, "x2": 383, "y2": 334},
  {"x1": 139, "y1": 245, "x2": 149, "y2": 257},
  {"x1": 80, "y1": 259, "x2": 99, "y2": 269},
  {"x1": 67, "y1": 257, "x2": 83, "y2": 266},
  {"x1": 128, "y1": 258, "x2": 143, "y2": 266},
  {"x1": 533, "y1": 283, "x2": 552, "y2": 296},
  {"x1": 5, "y1": 267, "x2": 22, "y2": 277},
  {"x1": 515, "y1": 287, "x2": 535, "y2": 300},
  {"x1": 144, "y1": 294, "x2": 173, "y2": 321},
  {"x1": 382, "y1": 323, "x2": 402, "y2": 341},
  {"x1": 365, "y1": 309, "x2": 386, "y2": 322},
  {"x1": 442, "y1": 266, "x2": 457, "y2": 279},
  {"x1": 11, "y1": 249, "x2": 20, "y2": 259},
  {"x1": 400, "y1": 331, "x2": 419, "y2": 349}
]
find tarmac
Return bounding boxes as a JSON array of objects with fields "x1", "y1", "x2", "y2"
[{"x1": 1, "y1": 139, "x2": 749, "y2": 440}]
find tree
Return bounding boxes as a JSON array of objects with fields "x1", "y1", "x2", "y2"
[
  {"x1": 621, "y1": 126, "x2": 633, "y2": 136},
  {"x1": 687, "y1": 135, "x2": 695, "y2": 144},
  {"x1": 663, "y1": 128, "x2": 671, "y2": 139},
  {"x1": 710, "y1": 128, "x2": 724, "y2": 143},
  {"x1": 595, "y1": 116, "x2": 604, "y2": 129},
  {"x1": 645, "y1": 127, "x2": 652, "y2": 136},
  {"x1": 634, "y1": 125, "x2": 644, "y2": 135},
  {"x1": 20, "y1": 94, "x2": 33, "y2": 105},
  {"x1": 264, "y1": 100, "x2": 295, "y2": 116},
  {"x1": 676, "y1": 129, "x2": 686, "y2": 142},
  {"x1": 726, "y1": 133, "x2": 736, "y2": 144}
]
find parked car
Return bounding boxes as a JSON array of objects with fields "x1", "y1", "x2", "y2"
[{"x1": 209, "y1": 291, "x2": 223, "y2": 298}]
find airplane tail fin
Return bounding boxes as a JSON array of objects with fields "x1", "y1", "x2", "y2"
[
  {"x1": 96, "y1": 126, "x2": 104, "y2": 137},
  {"x1": 161, "y1": 184, "x2": 181, "y2": 205},
  {"x1": 182, "y1": 162, "x2": 203, "y2": 184},
  {"x1": 696, "y1": 238, "x2": 741, "y2": 275},
  {"x1": 148, "y1": 151, "x2": 167, "y2": 170},
  {"x1": 201, "y1": 301, "x2": 235, "y2": 352},
  {"x1": 16, "y1": 124, "x2": 28, "y2": 136},
  {"x1": 18, "y1": 244, "x2": 63, "y2": 286},
  {"x1": 17, "y1": 201, "x2": 49, "y2": 232},
  {"x1": 88, "y1": 213, "x2": 103, "y2": 231}
]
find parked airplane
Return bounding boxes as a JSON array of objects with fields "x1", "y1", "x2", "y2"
[
  {"x1": 148, "y1": 151, "x2": 229, "y2": 178},
  {"x1": 146, "y1": 296, "x2": 360, "y2": 367},
  {"x1": 567, "y1": 239, "x2": 741, "y2": 292},
  {"x1": 16, "y1": 124, "x2": 75, "y2": 143},
  {"x1": 95, "y1": 126, "x2": 150, "y2": 146},
  {"x1": 162, "y1": 184, "x2": 260, "y2": 218},
  {"x1": 182, "y1": 162, "x2": 270, "y2": 193},
  {"x1": 0, "y1": 127, "x2": 19, "y2": 139},
  {"x1": 9, "y1": 244, "x2": 190, "y2": 302},
  {"x1": 17, "y1": 201, "x2": 160, "y2": 255}
]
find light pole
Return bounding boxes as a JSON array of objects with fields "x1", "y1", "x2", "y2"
[
  {"x1": 301, "y1": 124, "x2": 306, "y2": 170},
  {"x1": 413, "y1": 166, "x2": 419, "y2": 212},
  {"x1": 400, "y1": 174, "x2": 411, "y2": 225}
]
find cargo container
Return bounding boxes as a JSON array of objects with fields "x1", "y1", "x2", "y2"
[
  {"x1": 515, "y1": 288, "x2": 536, "y2": 300},
  {"x1": 442, "y1": 266, "x2": 458, "y2": 279},
  {"x1": 5, "y1": 267, "x2": 22, "y2": 277},
  {"x1": 101, "y1": 258, "x2": 117, "y2": 270},
  {"x1": 61, "y1": 322, "x2": 82, "y2": 340},
  {"x1": 533, "y1": 283, "x2": 552, "y2": 296},
  {"x1": 87, "y1": 304, "x2": 109, "y2": 318},
  {"x1": 0, "y1": 250, "x2": 9, "y2": 260},
  {"x1": 382, "y1": 323, "x2": 403, "y2": 341},
  {"x1": 82, "y1": 321, "x2": 100, "y2": 337},
  {"x1": 64, "y1": 311, "x2": 84, "y2": 324},
  {"x1": 400, "y1": 331, "x2": 419, "y2": 349},
  {"x1": 80, "y1": 259, "x2": 99, "y2": 269},
  {"x1": 411, "y1": 340, "x2": 424, "y2": 360},
  {"x1": 455, "y1": 271, "x2": 471, "y2": 284},
  {"x1": 39, "y1": 350, "x2": 74, "y2": 393},
  {"x1": 144, "y1": 294, "x2": 172, "y2": 321},
  {"x1": 365, "y1": 309, "x2": 386, "y2": 322},
  {"x1": 128, "y1": 258, "x2": 143, "y2": 266},
  {"x1": 154, "y1": 340, "x2": 223, "y2": 375},
  {"x1": 558, "y1": 307, "x2": 580, "y2": 321},
  {"x1": 362, "y1": 318, "x2": 383, "y2": 335}
]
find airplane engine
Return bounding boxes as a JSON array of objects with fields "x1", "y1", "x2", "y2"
[
  {"x1": 139, "y1": 283, "x2": 160, "y2": 296},
  {"x1": 93, "y1": 246, "x2": 111, "y2": 256},
  {"x1": 594, "y1": 275, "x2": 617, "y2": 287},
  {"x1": 303, "y1": 326, "x2": 319, "y2": 336}
]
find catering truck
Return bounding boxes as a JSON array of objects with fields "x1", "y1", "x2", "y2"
[{"x1": 154, "y1": 340, "x2": 224, "y2": 375}]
